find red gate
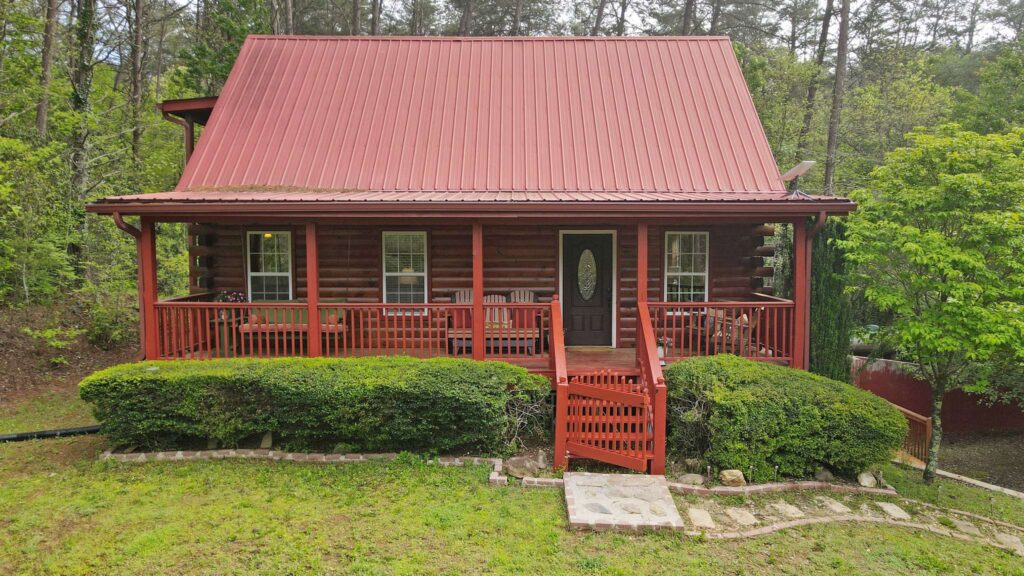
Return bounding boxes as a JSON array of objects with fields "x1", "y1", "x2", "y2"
[{"x1": 564, "y1": 371, "x2": 653, "y2": 472}]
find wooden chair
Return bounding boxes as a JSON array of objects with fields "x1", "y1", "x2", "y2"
[{"x1": 706, "y1": 307, "x2": 760, "y2": 357}]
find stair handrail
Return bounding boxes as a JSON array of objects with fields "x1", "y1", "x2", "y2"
[
  {"x1": 550, "y1": 296, "x2": 569, "y2": 470},
  {"x1": 637, "y1": 301, "x2": 667, "y2": 475}
]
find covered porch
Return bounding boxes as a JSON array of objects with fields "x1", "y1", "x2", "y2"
[{"x1": 131, "y1": 220, "x2": 810, "y2": 376}]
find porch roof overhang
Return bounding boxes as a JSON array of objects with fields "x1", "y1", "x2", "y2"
[{"x1": 87, "y1": 189, "x2": 855, "y2": 220}]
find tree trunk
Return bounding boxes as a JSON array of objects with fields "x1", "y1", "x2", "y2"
[
  {"x1": 708, "y1": 0, "x2": 723, "y2": 35},
  {"x1": 511, "y1": 0, "x2": 524, "y2": 35},
  {"x1": 370, "y1": 0, "x2": 380, "y2": 34},
  {"x1": 681, "y1": 0, "x2": 695, "y2": 34},
  {"x1": 351, "y1": 0, "x2": 360, "y2": 34},
  {"x1": 965, "y1": 0, "x2": 980, "y2": 53},
  {"x1": 70, "y1": 0, "x2": 97, "y2": 202},
  {"x1": 459, "y1": 0, "x2": 475, "y2": 35},
  {"x1": 822, "y1": 0, "x2": 849, "y2": 196},
  {"x1": 270, "y1": 0, "x2": 282, "y2": 33},
  {"x1": 129, "y1": 0, "x2": 145, "y2": 185},
  {"x1": 36, "y1": 0, "x2": 59, "y2": 140},
  {"x1": 590, "y1": 0, "x2": 608, "y2": 35},
  {"x1": 285, "y1": 0, "x2": 293, "y2": 33},
  {"x1": 789, "y1": 0, "x2": 834, "y2": 192},
  {"x1": 923, "y1": 381, "x2": 946, "y2": 483},
  {"x1": 615, "y1": 0, "x2": 628, "y2": 35},
  {"x1": 156, "y1": 6, "x2": 165, "y2": 99}
]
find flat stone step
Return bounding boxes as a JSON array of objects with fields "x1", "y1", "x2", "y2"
[
  {"x1": 564, "y1": 473, "x2": 683, "y2": 531},
  {"x1": 994, "y1": 532, "x2": 1024, "y2": 556},
  {"x1": 875, "y1": 502, "x2": 911, "y2": 521},
  {"x1": 815, "y1": 496, "x2": 851, "y2": 514},
  {"x1": 951, "y1": 517, "x2": 982, "y2": 536},
  {"x1": 725, "y1": 507, "x2": 758, "y2": 526},
  {"x1": 687, "y1": 507, "x2": 716, "y2": 530},
  {"x1": 769, "y1": 501, "x2": 805, "y2": 519}
]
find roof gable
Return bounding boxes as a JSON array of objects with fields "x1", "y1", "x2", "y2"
[{"x1": 179, "y1": 36, "x2": 785, "y2": 194}]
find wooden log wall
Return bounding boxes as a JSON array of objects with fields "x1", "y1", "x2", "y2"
[{"x1": 193, "y1": 222, "x2": 768, "y2": 347}]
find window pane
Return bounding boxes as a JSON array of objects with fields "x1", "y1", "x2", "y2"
[
  {"x1": 251, "y1": 275, "x2": 290, "y2": 301},
  {"x1": 385, "y1": 276, "x2": 425, "y2": 304}
]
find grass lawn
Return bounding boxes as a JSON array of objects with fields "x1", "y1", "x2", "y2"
[
  {"x1": 1, "y1": 438, "x2": 1023, "y2": 575},
  {"x1": 0, "y1": 390, "x2": 96, "y2": 433},
  {"x1": 882, "y1": 462, "x2": 1024, "y2": 526}
]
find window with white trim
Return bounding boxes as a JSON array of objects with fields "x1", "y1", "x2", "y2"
[
  {"x1": 246, "y1": 231, "x2": 293, "y2": 301},
  {"x1": 383, "y1": 231, "x2": 427, "y2": 304},
  {"x1": 664, "y1": 231, "x2": 708, "y2": 302}
]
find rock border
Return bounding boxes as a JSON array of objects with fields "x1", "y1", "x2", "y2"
[
  {"x1": 101, "y1": 449, "x2": 510, "y2": 486},
  {"x1": 667, "y1": 479, "x2": 898, "y2": 497},
  {"x1": 893, "y1": 458, "x2": 1024, "y2": 501},
  {"x1": 680, "y1": 514, "x2": 1022, "y2": 554}
]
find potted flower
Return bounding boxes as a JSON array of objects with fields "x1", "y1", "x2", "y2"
[
  {"x1": 212, "y1": 291, "x2": 247, "y2": 357},
  {"x1": 656, "y1": 337, "x2": 673, "y2": 359}
]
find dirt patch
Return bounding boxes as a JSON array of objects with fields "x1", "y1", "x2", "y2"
[
  {"x1": 0, "y1": 306, "x2": 136, "y2": 406},
  {"x1": 941, "y1": 431, "x2": 1024, "y2": 491}
]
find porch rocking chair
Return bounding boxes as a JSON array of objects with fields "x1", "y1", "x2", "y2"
[{"x1": 706, "y1": 307, "x2": 761, "y2": 358}]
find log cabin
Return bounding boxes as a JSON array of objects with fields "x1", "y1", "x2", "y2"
[{"x1": 87, "y1": 36, "x2": 855, "y2": 473}]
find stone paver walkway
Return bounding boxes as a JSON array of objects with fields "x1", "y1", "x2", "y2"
[
  {"x1": 563, "y1": 473, "x2": 1024, "y2": 557},
  {"x1": 564, "y1": 472, "x2": 684, "y2": 531}
]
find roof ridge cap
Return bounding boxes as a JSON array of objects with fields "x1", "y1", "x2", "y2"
[{"x1": 244, "y1": 35, "x2": 733, "y2": 42}]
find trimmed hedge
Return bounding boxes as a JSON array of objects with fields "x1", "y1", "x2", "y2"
[
  {"x1": 664, "y1": 355, "x2": 906, "y2": 480},
  {"x1": 79, "y1": 356, "x2": 549, "y2": 455}
]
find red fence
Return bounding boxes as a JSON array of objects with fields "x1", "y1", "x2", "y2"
[
  {"x1": 647, "y1": 296, "x2": 794, "y2": 365},
  {"x1": 852, "y1": 356, "x2": 1024, "y2": 435}
]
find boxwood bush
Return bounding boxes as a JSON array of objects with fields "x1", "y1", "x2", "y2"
[
  {"x1": 79, "y1": 356, "x2": 549, "y2": 455},
  {"x1": 664, "y1": 355, "x2": 906, "y2": 480}
]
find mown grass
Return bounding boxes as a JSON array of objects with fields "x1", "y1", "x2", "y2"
[
  {"x1": 882, "y1": 462, "x2": 1024, "y2": 526},
  {"x1": 0, "y1": 390, "x2": 96, "y2": 434},
  {"x1": 1, "y1": 438, "x2": 1022, "y2": 575}
]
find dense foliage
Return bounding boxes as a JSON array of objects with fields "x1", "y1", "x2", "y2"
[
  {"x1": 809, "y1": 220, "x2": 851, "y2": 382},
  {"x1": 664, "y1": 355, "x2": 906, "y2": 480},
  {"x1": 843, "y1": 126, "x2": 1024, "y2": 479},
  {"x1": 79, "y1": 356, "x2": 549, "y2": 454}
]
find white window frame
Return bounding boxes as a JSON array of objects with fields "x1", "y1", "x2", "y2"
[
  {"x1": 246, "y1": 230, "x2": 293, "y2": 301},
  {"x1": 664, "y1": 231, "x2": 709, "y2": 303},
  {"x1": 382, "y1": 231, "x2": 428, "y2": 306}
]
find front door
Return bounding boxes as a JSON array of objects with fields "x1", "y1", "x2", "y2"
[{"x1": 562, "y1": 233, "x2": 614, "y2": 346}]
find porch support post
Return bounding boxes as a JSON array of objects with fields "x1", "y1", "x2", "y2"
[
  {"x1": 792, "y1": 219, "x2": 811, "y2": 370},
  {"x1": 305, "y1": 223, "x2": 321, "y2": 357},
  {"x1": 472, "y1": 223, "x2": 485, "y2": 360},
  {"x1": 636, "y1": 223, "x2": 649, "y2": 363},
  {"x1": 139, "y1": 218, "x2": 159, "y2": 360}
]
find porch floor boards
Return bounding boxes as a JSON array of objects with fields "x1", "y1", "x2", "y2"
[{"x1": 564, "y1": 347, "x2": 639, "y2": 374}]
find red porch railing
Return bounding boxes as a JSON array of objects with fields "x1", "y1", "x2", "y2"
[
  {"x1": 152, "y1": 300, "x2": 553, "y2": 363},
  {"x1": 481, "y1": 302, "x2": 552, "y2": 362},
  {"x1": 636, "y1": 303, "x2": 667, "y2": 474},
  {"x1": 154, "y1": 301, "x2": 309, "y2": 359},
  {"x1": 893, "y1": 404, "x2": 933, "y2": 463},
  {"x1": 647, "y1": 294, "x2": 795, "y2": 365},
  {"x1": 317, "y1": 303, "x2": 472, "y2": 358}
]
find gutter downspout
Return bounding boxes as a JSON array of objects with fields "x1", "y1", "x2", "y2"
[
  {"x1": 113, "y1": 212, "x2": 146, "y2": 361},
  {"x1": 161, "y1": 111, "x2": 194, "y2": 163}
]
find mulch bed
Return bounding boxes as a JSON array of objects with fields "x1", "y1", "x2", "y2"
[{"x1": 941, "y1": 431, "x2": 1024, "y2": 491}]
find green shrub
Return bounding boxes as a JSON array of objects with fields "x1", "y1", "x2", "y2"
[
  {"x1": 664, "y1": 355, "x2": 906, "y2": 480},
  {"x1": 80, "y1": 356, "x2": 549, "y2": 455}
]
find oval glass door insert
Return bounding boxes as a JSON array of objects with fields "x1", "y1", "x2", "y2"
[{"x1": 577, "y1": 249, "x2": 597, "y2": 301}]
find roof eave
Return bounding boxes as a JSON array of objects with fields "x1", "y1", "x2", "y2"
[{"x1": 87, "y1": 199, "x2": 856, "y2": 219}]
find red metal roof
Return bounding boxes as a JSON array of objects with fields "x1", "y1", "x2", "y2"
[{"x1": 176, "y1": 36, "x2": 787, "y2": 195}]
